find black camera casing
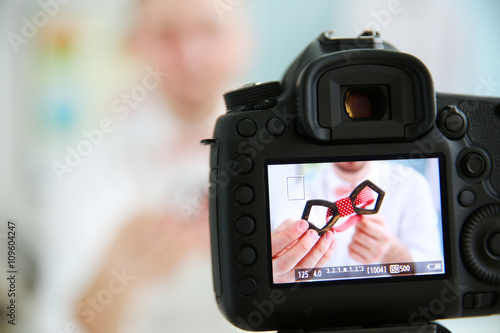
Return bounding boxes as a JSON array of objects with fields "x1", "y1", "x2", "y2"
[{"x1": 204, "y1": 32, "x2": 500, "y2": 331}]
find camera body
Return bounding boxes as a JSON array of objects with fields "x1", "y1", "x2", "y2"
[{"x1": 204, "y1": 31, "x2": 500, "y2": 331}]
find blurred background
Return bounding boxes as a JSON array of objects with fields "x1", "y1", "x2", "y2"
[{"x1": 1, "y1": 0, "x2": 499, "y2": 332}]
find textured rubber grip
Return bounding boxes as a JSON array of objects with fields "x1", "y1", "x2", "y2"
[{"x1": 459, "y1": 100, "x2": 500, "y2": 193}]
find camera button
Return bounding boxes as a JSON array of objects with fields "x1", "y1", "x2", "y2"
[
  {"x1": 444, "y1": 113, "x2": 465, "y2": 132},
  {"x1": 238, "y1": 277, "x2": 258, "y2": 296},
  {"x1": 237, "y1": 119, "x2": 256, "y2": 137},
  {"x1": 438, "y1": 106, "x2": 468, "y2": 139},
  {"x1": 463, "y1": 292, "x2": 495, "y2": 309},
  {"x1": 237, "y1": 247, "x2": 257, "y2": 266},
  {"x1": 267, "y1": 117, "x2": 286, "y2": 136},
  {"x1": 234, "y1": 186, "x2": 254, "y2": 204},
  {"x1": 462, "y1": 153, "x2": 486, "y2": 178},
  {"x1": 233, "y1": 155, "x2": 253, "y2": 174},
  {"x1": 236, "y1": 216, "x2": 255, "y2": 235},
  {"x1": 458, "y1": 189, "x2": 476, "y2": 207},
  {"x1": 487, "y1": 233, "x2": 500, "y2": 257}
]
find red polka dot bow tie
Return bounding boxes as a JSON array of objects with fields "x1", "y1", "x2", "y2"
[{"x1": 301, "y1": 180, "x2": 385, "y2": 236}]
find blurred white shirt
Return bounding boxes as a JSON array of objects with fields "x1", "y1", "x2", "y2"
[{"x1": 36, "y1": 92, "x2": 241, "y2": 333}]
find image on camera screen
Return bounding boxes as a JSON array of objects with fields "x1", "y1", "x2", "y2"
[{"x1": 267, "y1": 157, "x2": 446, "y2": 285}]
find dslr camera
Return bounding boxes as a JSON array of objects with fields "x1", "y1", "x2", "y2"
[{"x1": 203, "y1": 31, "x2": 500, "y2": 332}]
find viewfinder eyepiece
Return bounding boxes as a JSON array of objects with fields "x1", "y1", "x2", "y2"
[{"x1": 343, "y1": 85, "x2": 390, "y2": 120}]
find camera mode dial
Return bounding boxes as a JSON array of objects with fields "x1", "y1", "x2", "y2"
[
  {"x1": 224, "y1": 81, "x2": 282, "y2": 112},
  {"x1": 460, "y1": 204, "x2": 500, "y2": 285}
]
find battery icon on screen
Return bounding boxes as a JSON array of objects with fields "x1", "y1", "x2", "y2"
[{"x1": 427, "y1": 263, "x2": 442, "y2": 271}]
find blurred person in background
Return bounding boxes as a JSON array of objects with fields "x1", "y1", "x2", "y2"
[
  {"x1": 35, "y1": 0, "x2": 251, "y2": 332},
  {"x1": 1, "y1": 0, "x2": 499, "y2": 332},
  {"x1": 74, "y1": 0, "x2": 251, "y2": 332}
]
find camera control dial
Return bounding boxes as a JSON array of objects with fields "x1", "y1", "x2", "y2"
[
  {"x1": 224, "y1": 81, "x2": 282, "y2": 112},
  {"x1": 460, "y1": 203, "x2": 500, "y2": 285}
]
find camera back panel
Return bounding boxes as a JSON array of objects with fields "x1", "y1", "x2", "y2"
[{"x1": 205, "y1": 33, "x2": 500, "y2": 331}]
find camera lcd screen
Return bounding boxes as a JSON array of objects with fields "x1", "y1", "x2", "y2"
[{"x1": 267, "y1": 156, "x2": 446, "y2": 285}]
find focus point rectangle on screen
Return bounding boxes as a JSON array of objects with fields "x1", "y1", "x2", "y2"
[{"x1": 286, "y1": 176, "x2": 305, "y2": 200}]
